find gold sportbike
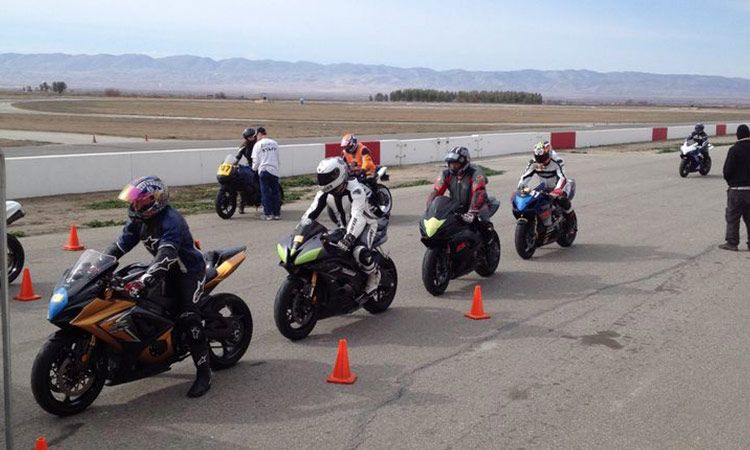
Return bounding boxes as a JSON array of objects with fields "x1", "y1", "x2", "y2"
[{"x1": 31, "y1": 248, "x2": 252, "y2": 416}]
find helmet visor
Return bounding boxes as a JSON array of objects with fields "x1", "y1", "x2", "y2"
[
  {"x1": 317, "y1": 167, "x2": 341, "y2": 187},
  {"x1": 118, "y1": 185, "x2": 153, "y2": 211}
]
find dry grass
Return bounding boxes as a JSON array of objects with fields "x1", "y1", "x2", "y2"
[
  {"x1": 0, "y1": 138, "x2": 52, "y2": 147},
  {"x1": 3, "y1": 97, "x2": 750, "y2": 140}
]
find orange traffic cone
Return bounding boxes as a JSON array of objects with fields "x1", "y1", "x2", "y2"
[
  {"x1": 464, "y1": 285, "x2": 490, "y2": 320},
  {"x1": 14, "y1": 268, "x2": 41, "y2": 301},
  {"x1": 326, "y1": 339, "x2": 357, "y2": 384},
  {"x1": 92, "y1": 134, "x2": 97, "y2": 143},
  {"x1": 36, "y1": 436, "x2": 49, "y2": 450},
  {"x1": 63, "y1": 225, "x2": 85, "y2": 251}
]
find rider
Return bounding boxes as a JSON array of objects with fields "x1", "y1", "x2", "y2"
[
  {"x1": 234, "y1": 127, "x2": 259, "y2": 214},
  {"x1": 341, "y1": 133, "x2": 376, "y2": 177},
  {"x1": 103, "y1": 176, "x2": 212, "y2": 398},
  {"x1": 426, "y1": 146, "x2": 495, "y2": 242},
  {"x1": 686, "y1": 123, "x2": 710, "y2": 160},
  {"x1": 517, "y1": 141, "x2": 574, "y2": 218},
  {"x1": 300, "y1": 157, "x2": 382, "y2": 296}
]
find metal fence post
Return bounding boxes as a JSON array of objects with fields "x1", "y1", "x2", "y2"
[{"x1": 0, "y1": 149, "x2": 13, "y2": 449}]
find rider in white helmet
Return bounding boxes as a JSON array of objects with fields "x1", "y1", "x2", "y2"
[{"x1": 300, "y1": 157, "x2": 382, "y2": 295}]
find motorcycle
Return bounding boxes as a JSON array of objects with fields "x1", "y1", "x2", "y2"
[
  {"x1": 274, "y1": 219, "x2": 397, "y2": 340},
  {"x1": 511, "y1": 183, "x2": 577, "y2": 259},
  {"x1": 357, "y1": 166, "x2": 393, "y2": 217},
  {"x1": 6, "y1": 200, "x2": 25, "y2": 283},
  {"x1": 215, "y1": 155, "x2": 284, "y2": 219},
  {"x1": 679, "y1": 140, "x2": 713, "y2": 177},
  {"x1": 31, "y1": 247, "x2": 253, "y2": 416},
  {"x1": 419, "y1": 196, "x2": 501, "y2": 296}
]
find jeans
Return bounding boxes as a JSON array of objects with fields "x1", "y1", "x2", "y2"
[
  {"x1": 259, "y1": 171, "x2": 281, "y2": 216},
  {"x1": 725, "y1": 189, "x2": 750, "y2": 246}
]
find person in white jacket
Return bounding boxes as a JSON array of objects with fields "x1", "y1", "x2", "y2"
[
  {"x1": 251, "y1": 127, "x2": 282, "y2": 220},
  {"x1": 300, "y1": 157, "x2": 382, "y2": 295}
]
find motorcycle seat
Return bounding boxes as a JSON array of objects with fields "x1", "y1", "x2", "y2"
[{"x1": 204, "y1": 246, "x2": 246, "y2": 281}]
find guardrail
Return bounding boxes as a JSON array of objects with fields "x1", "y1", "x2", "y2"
[{"x1": 5, "y1": 122, "x2": 747, "y2": 198}]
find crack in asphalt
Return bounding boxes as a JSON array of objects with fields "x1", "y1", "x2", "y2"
[{"x1": 347, "y1": 243, "x2": 718, "y2": 448}]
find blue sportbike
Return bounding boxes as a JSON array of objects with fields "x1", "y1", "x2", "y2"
[{"x1": 511, "y1": 183, "x2": 577, "y2": 259}]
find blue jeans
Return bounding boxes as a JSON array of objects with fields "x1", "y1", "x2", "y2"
[{"x1": 259, "y1": 171, "x2": 281, "y2": 216}]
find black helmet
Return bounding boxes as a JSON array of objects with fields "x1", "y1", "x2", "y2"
[
  {"x1": 444, "y1": 146, "x2": 470, "y2": 174},
  {"x1": 694, "y1": 123, "x2": 704, "y2": 133},
  {"x1": 242, "y1": 127, "x2": 257, "y2": 140}
]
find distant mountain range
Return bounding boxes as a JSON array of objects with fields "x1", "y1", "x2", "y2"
[{"x1": 2, "y1": 52, "x2": 750, "y2": 104}]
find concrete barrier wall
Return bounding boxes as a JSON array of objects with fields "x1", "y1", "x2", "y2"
[
  {"x1": 6, "y1": 121, "x2": 748, "y2": 198},
  {"x1": 577, "y1": 128, "x2": 652, "y2": 148}
]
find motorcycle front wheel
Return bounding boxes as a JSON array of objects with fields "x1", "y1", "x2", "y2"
[
  {"x1": 274, "y1": 277, "x2": 318, "y2": 341},
  {"x1": 31, "y1": 335, "x2": 105, "y2": 416},
  {"x1": 422, "y1": 247, "x2": 451, "y2": 296},
  {"x1": 475, "y1": 230, "x2": 501, "y2": 277},
  {"x1": 678, "y1": 159, "x2": 690, "y2": 178},
  {"x1": 215, "y1": 188, "x2": 237, "y2": 219},
  {"x1": 364, "y1": 256, "x2": 398, "y2": 313},
  {"x1": 7, "y1": 234, "x2": 24, "y2": 283},
  {"x1": 514, "y1": 220, "x2": 537, "y2": 259}
]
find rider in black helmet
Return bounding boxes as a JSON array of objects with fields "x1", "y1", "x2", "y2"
[
  {"x1": 235, "y1": 128, "x2": 259, "y2": 214},
  {"x1": 687, "y1": 123, "x2": 710, "y2": 160}
]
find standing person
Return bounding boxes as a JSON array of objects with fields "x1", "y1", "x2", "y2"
[
  {"x1": 251, "y1": 127, "x2": 282, "y2": 220},
  {"x1": 720, "y1": 124, "x2": 750, "y2": 251}
]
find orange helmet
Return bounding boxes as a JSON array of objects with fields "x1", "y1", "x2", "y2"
[{"x1": 340, "y1": 133, "x2": 358, "y2": 154}]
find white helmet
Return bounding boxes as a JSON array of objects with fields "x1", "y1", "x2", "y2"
[{"x1": 316, "y1": 157, "x2": 348, "y2": 193}]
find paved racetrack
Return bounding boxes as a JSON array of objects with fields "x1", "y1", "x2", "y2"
[{"x1": 3, "y1": 145, "x2": 750, "y2": 449}]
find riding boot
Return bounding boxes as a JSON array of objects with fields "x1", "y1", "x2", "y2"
[
  {"x1": 187, "y1": 336, "x2": 212, "y2": 398},
  {"x1": 364, "y1": 268, "x2": 381, "y2": 296}
]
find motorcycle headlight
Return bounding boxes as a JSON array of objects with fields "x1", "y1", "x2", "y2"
[{"x1": 48, "y1": 288, "x2": 68, "y2": 321}]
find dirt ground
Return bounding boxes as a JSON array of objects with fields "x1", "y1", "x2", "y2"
[
  {"x1": 8, "y1": 137, "x2": 728, "y2": 238},
  {"x1": 3, "y1": 96, "x2": 750, "y2": 140}
]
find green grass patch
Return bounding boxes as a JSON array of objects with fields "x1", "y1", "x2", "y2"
[
  {"x1": 655, "y1": 146, "x2": 678, "y2": 153},
  {"x1": 8, "y1": 230, "x2": 26, "y2": 238},
  {"x1": 84, "y1": 219, "x2": 125, "y2": 228},
  {"x1": 392, "y1": 179, "x2": 433, "y2": 189},
  {"x1": 281, "y1": 174, "x2": 317, "y2": 189},
  {"x1": 477, "y1": 165, "x2": 506, "y2": 176},
  {"x1": 172, "y1": 200, "x2": 214, "y2": 215},
  {"x1": 85, "y1": 199, "x2": 122, "y2": 210}
]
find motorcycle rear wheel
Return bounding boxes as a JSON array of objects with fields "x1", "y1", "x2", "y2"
[
  {"x1": 204, "y1": 293, "x2": 253, "y2": 370},
  {"x1": 364, "y1": 256, "x2": 398, "y2": 313},
  {"x1": 556, "y1": 211, "x2": 578, "y2": 247},
  {"x1": 514, "y1": 220, "x2": 537, "y2": 259},
  {"x1": 7, "y1": 234, "x2": 24, "y2": 283},
  {"x1": 31, "y1": 335, "x2": 105, "y2": 416},
  {"x1": 215, "y1": 189, "x2": 237, "y2": 219},
  {"x1": 475, "y1": 230, "x2": 501, "y2": 277},
  {"x1": 422, "y1": 247, "x2": 451, "y2": 296}
]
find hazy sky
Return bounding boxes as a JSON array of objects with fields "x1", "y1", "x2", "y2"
[{"x1": 2, "y1": 0, "x2": 748, "y2": 77}]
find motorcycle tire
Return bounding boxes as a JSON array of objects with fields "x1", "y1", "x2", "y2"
[
  {"x1": 364, "y1": 256, "x2": 398, "y2": 314},
  {"x1": 215, "y1": 189, "x2": 237, "y2": 219},
  {"x1": 678, "y1": 159, "x2": 690, "y2": 178},
  {"x1": 421, "y1": 247, "x2": 451, "y2": 296},
  {"x1": 374, "y1": 184, "x2": 393, "y2": 217},
  {"x1": 699, "y1": 156, "x2": 712, "y2": 176},
  {"x1": 203, "y1": 293, "x2": 253, "y2": 370},
  {"x1": 514, "y1": 220, "x2": 537, "y2": 259},
  {"x1": 31, "y1": 335, "x2": 105, "y2": 416},
  {"x1": 274, "y1": 277, "x2": 318, "y2": 341},
  {"x1": 556, "y1": 211, "x2": 578, "y2": 248},
  {"x1": 7, "y1": 234, "x2": 24, "y2": 284},
  {"x1": 475, "y1": 230, "x2": 501, "y2": 277}
]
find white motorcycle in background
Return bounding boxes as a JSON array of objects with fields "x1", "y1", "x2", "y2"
[
  {"x1": 6, "y1": 201, "x2": 25, "y2": 283},
  {"x1": 679, "y1": 139, "x2": 713, "y2": 178}
]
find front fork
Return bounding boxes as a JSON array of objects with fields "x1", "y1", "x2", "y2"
[{"x1": 307, "y1": 272, "x2": 318, "y2": 305}]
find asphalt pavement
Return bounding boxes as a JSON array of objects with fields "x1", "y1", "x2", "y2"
[{"x1": 2, "y1": 145, "x2": 749, "y2": 449}]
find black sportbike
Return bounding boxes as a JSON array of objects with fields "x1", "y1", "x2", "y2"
[
  {"x1": 274, "y1": 219, "x2": 397, "y2": 340},
  {"x1": 31, "y1": 248, "x2": 252, "y2": 416},
  {"x1": 215, "y1": 155, "x2": 284, "y2": 219},
  {"x1": 419, "y1": 196, "x2": 501, "y2": 296}
]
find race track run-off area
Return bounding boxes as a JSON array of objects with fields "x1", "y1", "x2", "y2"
[{"x1": 3, "y1": 146, "x2": 750, "y2": 448}]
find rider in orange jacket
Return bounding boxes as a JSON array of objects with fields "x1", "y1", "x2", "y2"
[{"x1": 340, "y1": 133, "x2": 376, "y2": 177}]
